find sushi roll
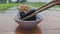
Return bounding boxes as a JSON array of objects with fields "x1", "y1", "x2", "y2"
[{"x1": 17, "y1": 4, "x2": 37, "y2": 21}]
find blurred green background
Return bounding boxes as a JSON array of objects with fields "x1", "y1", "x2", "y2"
[{"x1": 0, "y1": 0, "x2": 60, "y2": 11}]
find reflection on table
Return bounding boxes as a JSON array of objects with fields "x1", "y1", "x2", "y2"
[{"x1": 15, "y1": 26, "x2": 42, "y2": 34}]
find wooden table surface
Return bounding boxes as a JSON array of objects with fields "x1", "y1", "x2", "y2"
[{"x1": 0, "y1": 10, "x2": 60, "y2": 34}]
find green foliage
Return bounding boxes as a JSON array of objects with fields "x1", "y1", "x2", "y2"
[
  {"x1": 0, "y1": 2, "x2": 46, "y2": 11},
  {"x1": 22, "y1": 2, "x2": 46, "y2": 7},
  {"x1": 16, "y1": 0, "x2": 27, "y2": 3},
  {"x1": 0, "y1": 0, "x2": 7, "y2": 3},
  {"x1": 0, "y1": 2, "x2": 59, "y2": 11},
  {"x1": 20, "y1": 0, "x2": 27, "y2": 3},
  {"x1": 30, "y1": 2, "x2": 46, "y2": 7},
  {"x1": 0, "y1": 4, "x2": 18, "y2": 11}
]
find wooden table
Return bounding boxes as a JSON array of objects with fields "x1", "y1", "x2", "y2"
[{"x1": 0, "y1": 10, "x2": 60, "y2": 34}]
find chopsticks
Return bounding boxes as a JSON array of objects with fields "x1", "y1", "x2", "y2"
[{"x1": 22, "y1": 0, "x2": 60, "y2": 20}]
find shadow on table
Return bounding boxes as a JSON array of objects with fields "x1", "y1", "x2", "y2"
[{"x1": 15, "y1": 26, "x2": 42, "y2": 34}]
